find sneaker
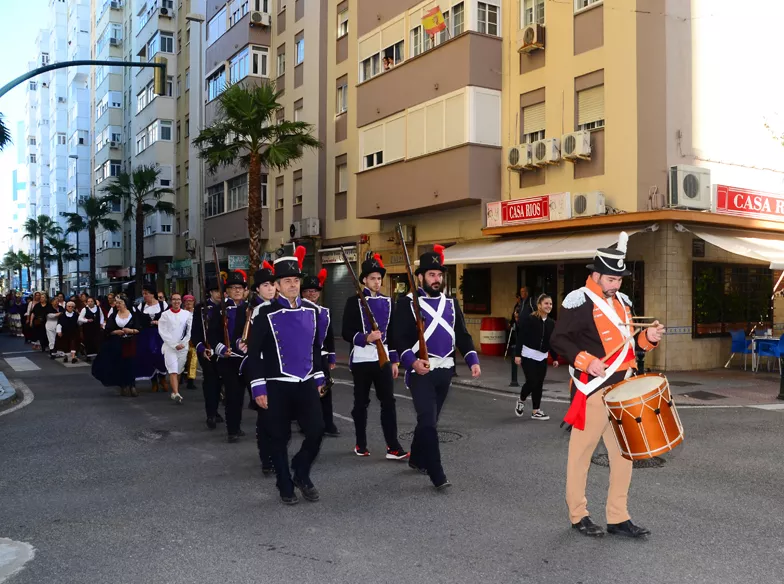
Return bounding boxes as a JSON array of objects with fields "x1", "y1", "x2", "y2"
[
  {"x1": 293, "y1": 478, "x2": 320, "y2": 502},
  {"x1": 354, "y1": 445, "x2": 370, "y2": 457},
  {"x1": 434, "y1": 478, "x2": 452, "y2": 491},
  {"x1": 386, "y1": 448, "x2": 410, "y2": 461},
  {"x1": 171, "y1": 393, "x2": 183, "y2": 405},
  {"x1": 215, "y1": 413, "x2": 225, "y2": 423},
  {"x1": 71, "y1": 357, "x2": 78, "y2": 364},
  {"x1": 129, "y1": 387, "x2": 138, "y2": 397},
  {"x1": 206, "y1": 417, "x2": 217, "y2": 430},
  {"x1": 531, "y1": 410, "x2": 550, "y2": 421},
  {"x1": 280, "y1": 492, "x2": 299, "y2": 506},
  {"x1": 63, "y1": 356, "x2": 68, "y2": 364},
  {"x1": 324, "y1": 426, "x2": 341, "y2": 437},
  {"x1": 514, "y1": 399, "x2": 526, "y2": 417},
  {"x1": 408, "y1": 461, "x2": 427, "y2": 475}
]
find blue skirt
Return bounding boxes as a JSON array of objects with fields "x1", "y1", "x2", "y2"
[
  {"x1": 92, "y1": 336, "x2": 136, "y2": 388},
  {"x1": 134, "y1": 328, "x2": 166, "y2": 380}
]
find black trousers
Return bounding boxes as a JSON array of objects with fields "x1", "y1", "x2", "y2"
[
  {"x1": 519, "y1": 357, "x2": 548, "y2": 410},
  {"x1": 510, "y1": 359, "x2": 519, "y2": 384},
  {"x1": 409, "y1": 368, "x2": 452, "y2": 485},
  {"x1": 199, "y1": 354, "x2": 223, "y2": 418},
  {"x1": 320, "y1": 355, "x2": 337, "y2": 431},
  {"x1": 217, "y1": 358, "x2": 245, "y2": 436},
  {"x1": 255, "y1": 408, "x2": 274, "y2": 468},
  {"x1": 266, "y1": 379, "x2": 325, "y2": 495},
  {"x1": 350, "y1": 361, "x2": 401, "y2": 450}
]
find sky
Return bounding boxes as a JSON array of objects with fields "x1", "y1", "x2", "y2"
[{"x1": 0, "y1": 0, "x2": 47, "y2": 238}]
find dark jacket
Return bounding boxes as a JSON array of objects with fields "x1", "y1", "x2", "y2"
[{"x1": 515, "y1": 312, "x2": 558, "y2": 360}]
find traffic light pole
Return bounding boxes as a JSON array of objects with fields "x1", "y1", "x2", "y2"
[{"x1": 0, "y1": 58, "x2": 167, "y2": 100}]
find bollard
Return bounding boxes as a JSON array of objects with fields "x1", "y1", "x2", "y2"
[{"x1": 778, "y1": 358, "x2": 784, "y2": 400}]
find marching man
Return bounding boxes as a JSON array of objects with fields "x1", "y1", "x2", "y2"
[
  {"x1": 157, "y1": 292, "x2": 194, "y2": 404},
  {"x1": 550, "y1": 232, "x2": 665, "y2": 538},
  {"x1": 394, "y1": 245, "x2": 480, "y2": 490}
]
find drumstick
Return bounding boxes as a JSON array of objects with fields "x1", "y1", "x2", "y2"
[
  {"x1": 631, "y1": 316, "x2": 656, "y2": 320},
  {"x1": 601, "y1": 323, "x2": 666, "y2": 363},
  {"x1": 620, "y1": 322, "x2": 660, "y2": 328}
]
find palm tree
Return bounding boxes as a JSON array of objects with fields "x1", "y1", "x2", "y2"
[
  {"x1": 62, "y1": 197, "x2": 121, "y2": 295},
  {"x1": 1, "y1": 251, "x2": 21, "y2": 290},
  {"x1": 0, "y1": 255, "x2": 13, "y2": 291},
  {"x1": 193, "y1": 82, "x2": 321, "y2": 273},
  {"x1": 0, "y1": 113, "x2": 11, "y2": 152},
  {"x1": 102, "y1": 165, "x2": 174, "y2": 295},
  {"x1": 16, "y1": 251, "x2": 33, "y2": 291},
  {"x1": 23, "y1": 215, "x2": 60, "y2": 290},
  {"x1": 45, "y1": 236, "x2": 81, "y2": 294}
]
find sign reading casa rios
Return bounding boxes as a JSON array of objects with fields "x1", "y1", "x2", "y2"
[{"x1": 715, "y1": 185, "x2": 784, "y2": 222}]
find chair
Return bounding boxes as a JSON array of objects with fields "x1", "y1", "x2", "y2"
[
  {"x1": 756, "y1": 334, "x2": 784, "y2": 373},
  {"x1": 725, "y1": 329, "x2": 752, "y2": 370}
]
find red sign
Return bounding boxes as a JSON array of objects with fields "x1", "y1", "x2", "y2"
[
  {"x1": 715, "y1": 185, "x2": 784, "y2": 222},
  {"x1": 501, "y1": 195, "x2": 550, "y2": 224}
]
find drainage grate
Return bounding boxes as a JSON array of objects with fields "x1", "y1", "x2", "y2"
[
  {"x1": 669, "y1": 381, "x2": 702, "y2": 388},
  {"x1": 681, "y1": 390, "x2": 725, "y2": 400},
  {"x1": 136, "y1": 429, "x2": 170, "y2": 442},
  {"x1": 398, "y1": 430, "x2": 464, "y2": 444},
  {"x1": 591, "y1": 453, "x2": 666, "y2": 469}
]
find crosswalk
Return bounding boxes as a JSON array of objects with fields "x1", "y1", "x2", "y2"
[{"x1": 2, "y1": 357, "x2": 40, "y2": 372}]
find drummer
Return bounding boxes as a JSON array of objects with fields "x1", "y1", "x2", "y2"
[{"x1": 550, "y1": 232, "x2": 664, "y2": 539}]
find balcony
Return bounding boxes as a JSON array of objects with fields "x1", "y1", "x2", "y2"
[
  {"x1": 205, "y1": 207, "x2": 269, "y2": 247},
  {"x1": 356, "y1": 144, "x2": 501, "y2": 219},
  {"x1": 144, "y1": 232, "x2": 175, "y2": 259},
  {"x1": 97, "y1": 247, "x2": 123, "y2": 269},
  {"x1": 356, "y1": 32, "x2": 502, "y2": 128},
  {"x1": 204, "y1": 16, "x2": 271, "y2": 75}
]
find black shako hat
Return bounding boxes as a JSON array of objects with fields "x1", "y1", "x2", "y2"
[
  {"x1": 273, "y1": 245, "x2": 306, "y2": 279},
  {"x1": 206, "y1": 278, "x2": 220, "y2": 292},
  {"x1": 253, "y1": 261, "x2": 276, "y2": 288},
  {"x1": 416, "y1": 244, "x2": 447, "y2": 275},
  {"x1": 360, "y1": 254, "x2": 386, "y2": 281},
  {"x1": 301, "y1": 269, "x2": 327, "y2": 292},
  {"x1": 586, "y1": 231, "x2": 632, "y2": 276},
  {"x1": 224, "y1": 271, "x2": 247, "y2": 288}
]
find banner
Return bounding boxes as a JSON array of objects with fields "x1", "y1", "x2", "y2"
[{"x1": 422, "y1": 6, "x2": 447, "y2": 36}]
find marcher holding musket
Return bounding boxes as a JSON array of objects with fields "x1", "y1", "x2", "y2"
[
  {"x1": 341, "y1": 252, "x2": 409, "y2": 460},
  {"x1": 192, "y1": 266, "x2": 225, "y2": 430}
]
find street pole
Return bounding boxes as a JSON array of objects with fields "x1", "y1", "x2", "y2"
[{"x1": 69, "y1": 154, "x2": 80, "y2": 296}]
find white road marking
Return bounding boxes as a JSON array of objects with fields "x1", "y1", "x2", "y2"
[
  {"x1": 0, "y1": 351, "x2": 36, "y2": 356},
  {"x1": 0, "y1": 380, "x2": 34, "y2": 418},
  {"x1": 747, "y1": 403, "x2": 784, "y2": 411},
  {"x1": 0, "y1": 538, "x2": 35, "y2": 583},
  {"x1": 3, "y1": 357, "x2": 40, "y2": 372},
  {"x1": 333, "y1": 413, "x2": 353, "y2": 422}
]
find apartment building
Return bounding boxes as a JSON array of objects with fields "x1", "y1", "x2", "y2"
[
  {"x1": 24, "y1": 58, "x2": 48, "y2": 287},
  {"x1": 444, "y1": 0, "x2": 784, "y2": 371}
]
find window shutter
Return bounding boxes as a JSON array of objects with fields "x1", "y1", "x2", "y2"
[
  {"x1": 523, "y1": 102, "x2": 545, "y2": 135},
  {"x1": 578, "y1": 85, "x2": 604, "y2": 126},
  {"x1": 362, "y1": 125, "x2": 384, "y2": 156}
]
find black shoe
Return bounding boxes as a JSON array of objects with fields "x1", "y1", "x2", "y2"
[
  {"x1": 206, "y1": 417, "x2": 217, "y2": 430},
  {"x1": 262, "y1": 464, "x2": 275, "y2": 476},
  {"x1": 186, "y1": 380, "x2": 196, "y2": 390},
  {"x1": 293, "y1": 478, "x2": 320, "y2": 502},
  {"x1": 280, "y1": 492, "x2": 299, "y2": 505},
  {"x1": 215, "y1": 413, "x2": 225, "y2": 423},
  {"x1": 434, "y1": 478, "x2": 452, "y2": 491},
  {"x1": 324, "y1": 426, "x2": 340, "y2": 437},
  {"x1": 572, "y1": 516, "x2": 605, "y2": 537},
  {"x1": 71, "y1": 357, "x2": 78, "y2": 364},
  {"x1": 63, "y1": 356, "x2": 68, "y2": 363},
  {"x1": 408, "y1": 461, "x2": 428, "y2": 475},
  {"x1": 607, "y1": 520, "x2": 651, "y2": 538},
  {"x1": 228, "y1": 434, "x2": 240, "y2": 444},
  {"x1": 237, "y1": 429, "x2": 246, "y2": 437}
]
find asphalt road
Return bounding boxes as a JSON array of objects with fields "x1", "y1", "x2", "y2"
[{"x1": 1, "y1": 340, "x2": 784, "y2": 584}]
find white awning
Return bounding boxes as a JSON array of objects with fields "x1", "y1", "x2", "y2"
[
  {"x1": 676, "y1": 224, "x2": 784, "y2": 269},
  {"x1": 443, "y1": 227, "x2": 651, "y2": 265}
]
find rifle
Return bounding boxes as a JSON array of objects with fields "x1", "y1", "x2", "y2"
[
  {"x1": 241, "y1": 289, "x2": 257, "y2": 345},
  {"x1": 341, "y1": 246, "x2": 389, "y2": 368},
  {"x1": 212, "y1": 239, "x2": 230, "y2": 351},
  {"x1": 397, "y1": 223, "x2": 428, "y2": 366},
  {"x1": 198, "y1": 245, "x2": 211, "y2": 352}
]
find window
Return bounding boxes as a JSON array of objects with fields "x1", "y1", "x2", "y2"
[
  {"x1": 359, "y1": 54, "x2": 379, "y2": 82},
  {"x1": 275, "y1": 178, "x2": 284, "y2": 209},
  {"x1": 337, "y1": 9, "x2": 348, "y2": 37},
  {"x1": 57, "y1": 133, "x2": 66, "y2": 145},
  {"x1": 410, "y1": 26, "x2": 423, "y2": 57},
  {"x1": 295, "y1": 37, "x2": 304, "y2": 64},
  {"x1": 230, "y1": 47, "x2": 250, "y2": 82},
  {"x1": 207, "y1": 8, "x2": 227, "y2": 46},
  {"x1": 453, "y1": 2, "x2": 465, "y2": 35},
  {"x1": 177, "y1": 30, "x2": 182, "y2": 53},
  {"x1": 574, "y1": 0, "x2": 602, "y2": 11},
  {"x1": 522, "y1": 102, "x2": 545, "y2": 144},
  {"x1": 577, "y1": 85, "x2": 605, "y2": 131},
  {"x1": 41, "y1": 53, "x2": 49, "y2": 66},
  {"x1": 229, "y1": 0, "x2": 249, "y2": 26},
  {"x1": 165, "y1": 76, "x2": 173, "y2": 97},
  {"x1": 337, "y1": 163, "x2": 347, "y2": 192},
  {"x1": 176, "y1": 121, "x2": 181, "y2": 142},
  {"x1": 261, "y1": 174, "x2": 268, "y2": 207},
  {"x1": 227, "y1": 174, "x2": 249, "y2": 211},
  {"x1": 29, "y1": 81, "x2": 37, "y2": 90},
  {"x1": 185, "y1": 69, "x2": 190, "y2": 90},
  {"x1": 251, "y1": 46, "x2": 269, "y2": 77},
  {"x1": 336, "y1": 81, "x2": 347, "y2": 114},
  {"x1": 277, "y1": 49, "x2": 286, "y2": 76},
  {"x1": 29, "y1": 154, "x2": 36, "y2": 163},
  {"x1": 293, "y1": 176, "x2": 302, "y2": 205},
  {"x1": 522, "y1": 0, "x2": 545, "y2": 26},
  {"x1": 159, "y1": 120, "x2": 173, "y2": 141},
  {"x1": 207, "y1": 68, "x2": 226, "y2": 101},
  {"x1": 294, "y1": 100, "x2": 303, "y2": 121},
  {"x1": 185, "y1": 116, "x2": 189, "y2": 137},
  {"x1": 205, "y1": 184, "x2": 225, "y2": 217},
  {"x1": 478, "y1": 2, "x2": 499, "y2": 36},
  {"x1": 382, "y1": 41, "x2": 404, "y2": 70},
  {"x1": 160, "y1": 32, "x2": 174, "y2": 53},
  {"x1": 27, "y1": 136, "x2": 36, "y2": 145},
  {"x1": 364, "y1": 151, "x2": 383, "y2": 169},
  {"x1": 254, "y1": 0, "x2": 269, "y2": 11},
  {"x1": 462, "y1": 268, "x2": 491, "y2": 314},
  {"x1": 176, "y1": 76, "x2": 181, "y2": 97},
  {"x1": 160, "y1": 224, "x2": 172, "y2": 233},
  {"x1": 110, "y1": 161, "x2": 122, "y2": 176}
]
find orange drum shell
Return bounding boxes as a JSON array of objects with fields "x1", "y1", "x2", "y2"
[{"x1": 603, "y1": 373, "x2": 684, "y2": 461}]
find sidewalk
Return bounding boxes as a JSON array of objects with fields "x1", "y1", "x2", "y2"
[{"x1": 334, "y1": 346, "x2": 784, "y2": 407}]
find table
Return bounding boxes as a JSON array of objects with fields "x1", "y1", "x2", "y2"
[{"x1": 751, "y1": 335, "x2": 779, "y2": 372}]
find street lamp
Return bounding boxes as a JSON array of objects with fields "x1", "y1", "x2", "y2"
[{"x1": 68, "y1": 153, "x2": 81, "y2": 295}]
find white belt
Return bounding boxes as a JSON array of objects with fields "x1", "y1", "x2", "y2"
[
  {"x1": 428, "y1": 355, "x2": 455, "y2": 370},
  {"x1": 267, "y1": 373, "x2": 317, "y2": 383}
]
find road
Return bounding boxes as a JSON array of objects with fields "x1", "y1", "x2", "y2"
[{"x1": 1, "y1": 338, "x2": 783, "y2": 584}]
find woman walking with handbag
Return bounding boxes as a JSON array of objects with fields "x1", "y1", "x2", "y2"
[{"x1": 514, "y1": 294, "x2": 560, "y2": 421}]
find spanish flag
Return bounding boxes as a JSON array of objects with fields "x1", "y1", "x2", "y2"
[{"x1": 422, "y1": 6, "x2": 447, "y2": 36}]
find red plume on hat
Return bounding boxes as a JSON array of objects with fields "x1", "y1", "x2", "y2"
[
  {"x1": 234, "y1": 268, "x2": 247, "y2": 282},
  {"x1": 433, "y1": 244, "x2": 445, "y2": 265},
  {"x1": 294, "y1": 245, "x2": 306, "y2": 268},
  {"x1": 262, "y1": 260, "x2": 274, "y2": 273},
  {"x1": 317, "y1": 268, "x2": 327, "y2": 288},
  {"x1": 373, "y1": 253, "x2": 384, "y2": 269}
]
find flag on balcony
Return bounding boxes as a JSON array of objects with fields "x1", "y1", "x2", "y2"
[{"x1": 422, "y1": 6, "x2": 447, "y2": 36}]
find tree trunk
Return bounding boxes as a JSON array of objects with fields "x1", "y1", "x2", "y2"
[
  {"x1": 57, "y1": 258, "x2": 64, "y2": 295},
  {"x1": 17, "y1": 268, "x2": 22, "y2": 291},
  {"x1": 247, "y1": 151, "x2": 262, "y2": 274},
  {"x1": 135, "y1": 201, "x2": 144, "y2": 299},
  {"x1": 89, "y1": 226, "x2": 97, "y2": 295},
  {"x1": 39, "y1": 233, "x2": 46, "y2": 291},
  {"x1": 26, "y1": 265, "x2": 31, "y2": 291}
]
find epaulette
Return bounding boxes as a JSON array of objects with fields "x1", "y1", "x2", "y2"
[
  {"x1": 617, "y1": 291, "x2": 632, "y2": 306},
  {"x1": 562, "y1": 289, "x2": 586, "y2": 309}
]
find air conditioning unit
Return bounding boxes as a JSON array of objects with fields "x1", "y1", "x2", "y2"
[
  {"x1": 532, "y1": 137, "x2": 560, "y2": 166},
  {"x1": 159, "y1": 7, "x2": 172, "y2": 17},
  {"x1": 109, "y1": 37, "x2": 121, "y2": 46},
  {"x1": 561, "y1": 130, "x2": 591, "y2": 161},
  {"x1": 572, "y1": 191, "x2": 606, "y2": 217},
  {"x1": 185, "y1": 238, "x2": 197, "y2": 253},
  {"x1": 507, "y1": 144, "x2": 533, "y2": 169},
  {"x1": 290, "y1": 221, "x2": 302, "y2": 239},
  {"x1": 110, "y1": 0, "x2": 121, "y2": 9},
  {"x1": 668, "y1": 165, "x2": 712, "y2": 210},
  {"x1": 109, "y1": 141, "x2": 119, "y2": 148},
  {"x1": 301, "y1": 217, "x2": 320, "y2": 237},
  {"x1": 249, "y1": 10, "x2": 271, "y2": 26},
  {"x1": 518, "y1": 24, "x2": 545, "y2": 53}
]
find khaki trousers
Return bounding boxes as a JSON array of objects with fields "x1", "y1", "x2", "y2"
[{"x1": 566, "y1": 391, "x2": 633, "y2": 525}]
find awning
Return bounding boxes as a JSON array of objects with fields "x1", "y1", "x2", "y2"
[
  {"x1": 444, "y1": 226, "x2": 652, "y2": 265},
  {"x1": 676, "y1": 224, "x2": 784, "y2": 269}
]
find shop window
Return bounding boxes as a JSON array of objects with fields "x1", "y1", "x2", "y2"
[
  {"x1": 461, "y1": 268, "x2": 491, "y2": 314},
  {"x1": 693, "y1": 263, "x2": 772, "y2": 338}
]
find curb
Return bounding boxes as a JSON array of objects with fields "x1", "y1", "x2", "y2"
[{"x1": 0, "y1": 371, "x2": 19, "y2": 407}]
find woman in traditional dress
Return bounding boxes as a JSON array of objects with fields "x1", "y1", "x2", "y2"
[
  {"x1": 8, "y1": 294, "x2": 24, "y2": 337},
  {"x1": 31, "y1": 293, "x2": 53, "y2": 353},
  {"x1": 55, "y1": 301, "x2": 80, "y2": 363},
  {"x1": 45, "y1": 296, "x2": 63, "y2": 357},
  {"x1": 135, "y1": 286, "x2": 169, "y2": 390},
  {"x1": 92, "y1": 295, "x2": 141, "y2": 397},
  {"x1": 24, "y1": 292, "x2": 40, "y2": 346},
  {"x1": 79, "y1": 296, "x2": 105, "y2": 363}
]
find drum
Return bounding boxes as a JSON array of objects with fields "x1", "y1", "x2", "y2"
[{"x1": 603, "y1": 373, "x2": 684, "y2": 461}]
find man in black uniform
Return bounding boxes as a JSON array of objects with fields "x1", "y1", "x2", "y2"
[
  {"x1": 342, "y1": 254, "x2": 408, "y2": 460},
  {"x1": 191, "y1": 279, "x2": 225, "y2": 430},
  {"x1": 246, "y1": 247, "x2": 327, "y2": 505},
  {"x1": 208, "y1": 271, "x2": 249, "y2": 443}
]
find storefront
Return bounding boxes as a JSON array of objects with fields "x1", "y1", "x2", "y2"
[{"x1": 319, "y1": 246, "x2": 359, "y2": 334}]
